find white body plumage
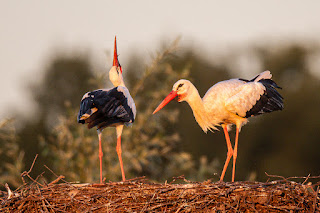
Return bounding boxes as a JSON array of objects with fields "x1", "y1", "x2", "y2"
[{"x1": 153, "y1": 70, "x2": 283, "y2": 182}]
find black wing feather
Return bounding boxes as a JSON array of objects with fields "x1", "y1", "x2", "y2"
[
  {"x1": 77, "y1": 87, "x2": 134, "y2": 130},
  {"x1": 245, "y1": 78, "x2": 284, "y2": 118}
]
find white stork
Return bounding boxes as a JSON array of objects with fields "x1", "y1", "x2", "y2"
[
  {"x1": 78, "y1": 37, "x2": 136, "y2": 183},
  {"x1": 153, "y1": 71, "x2": 283, "y2": 182}
]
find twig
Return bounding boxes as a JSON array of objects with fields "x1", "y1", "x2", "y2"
[
  {"x1": 21, "y1": 154, "x2": 39, "y2": 184},
  {"x1": 4, "y1": 183, "x2": 13, "y2": 199},
  {"x1": 22, "y1": 154, "x2": 38, "y2": 176},
  {"x1": 126, "y1": 176, "x2": 146, "y2": 182},
  {"x1": 302, "y1": 174, "x2": 311, "y2": 185},
  {"x1": 48, "y1": 176, "x2": 65, "y2": 185},
  {"x1": 313, "y1": 186, "x2": 319, "y2": 213},
  {"x1": 44, "y1": 165, "x2": 68, "y2": 185},
  {"x1": 20, "y1": 154, "x2": 45, "y2": 187},
  {"x1": 34, "y1": 172, "x2": 45, "y2": 184},
  {"x1": 265, "y1": 172, "x2": 288, "y2": 182}
]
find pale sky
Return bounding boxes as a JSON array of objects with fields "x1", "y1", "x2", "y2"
[{"x1": 1, "y1": 0, "x2": 320, "y2": 118}]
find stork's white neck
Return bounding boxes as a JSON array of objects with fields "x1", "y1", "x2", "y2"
[
  {"x1": 184, "y1": 87, "x2": 216, "y2": 133},
  {"x1": 117, "y1": 76, "x2": 126, "y2": 87},
  {"x1": 109, "y1": 66, "x2": 126, "y2": 87},
  {"x1": 111, "y1": 76, "x2": 126, "y2": 87}
]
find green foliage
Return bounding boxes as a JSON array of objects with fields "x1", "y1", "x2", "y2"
[
  {"x1": 33, "y1": 55, "x2": 96, "y2": 123},
  {"x1": 13, "y1": 55, "x2": 96, "y2": 180},
  {"x1": 0, "y1": 119, "x2": 24, "y2": 188}
]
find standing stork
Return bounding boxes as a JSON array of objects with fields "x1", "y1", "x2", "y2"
[
  {"x1": 78, "y1": 37, "x2": 136, "y2": 183},
  {"x1": 153, "y1": 71, "x2": 283, "y2": 182}
]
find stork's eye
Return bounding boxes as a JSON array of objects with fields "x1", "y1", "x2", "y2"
[{"x1": 177, "y1": 83, "x2": 184, "y2": 89}]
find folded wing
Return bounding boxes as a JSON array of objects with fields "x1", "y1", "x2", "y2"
[
  {"x1": 225, "y1": 71, "x2": 284, "y2": 118},
  {"x1": 78, "y1": 87, "x2": 135, "y2": 130}
]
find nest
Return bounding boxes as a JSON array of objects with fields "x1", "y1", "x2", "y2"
[{"x1": 1, "y1": 174, "x2": 320, "y2": 212}]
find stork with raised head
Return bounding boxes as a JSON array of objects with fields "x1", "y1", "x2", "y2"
[
  {"x1": 78, "y1": 37, "x2": 136, "y2": 183},
  {"x1": 153, "y1": 71, "x2": 283, "y2": 182}
]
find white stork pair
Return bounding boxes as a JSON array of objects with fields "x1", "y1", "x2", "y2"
[{"x1": 78, "y1": 37, "x2": 283, "y2": 183}]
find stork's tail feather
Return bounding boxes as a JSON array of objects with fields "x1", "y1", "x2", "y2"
[{"x1": 245, "y1": 73, "x2": 284, "y2": 118}]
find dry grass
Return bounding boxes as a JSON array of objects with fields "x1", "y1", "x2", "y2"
[{"x1": 1, "y1": 172, "x2": 319, "y2": 212}]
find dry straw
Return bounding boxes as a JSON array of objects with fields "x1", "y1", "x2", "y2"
[{"x1": 1, "y1": 173, "x2": 319, "y2": 212}]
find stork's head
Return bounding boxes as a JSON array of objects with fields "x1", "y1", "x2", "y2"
[
  {"x1": 153, "y1": 79, "x2": 193, "y2": 114},
  {"x1": 109, "y1": 36, "x2": 124, "y2": 87}
]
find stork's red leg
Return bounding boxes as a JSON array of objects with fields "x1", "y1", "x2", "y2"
[
  {"x1": 116, "y1": 135, "x2": 126, "y2": 181},
  {"x1": 98, "y1": 130, "x2": 103, "y2": 184},
  {"x1": 116, "y1": 125, "x2": 125, "y2": 181},
  {"x1": 232, "y1": 127, "x2": 239, "y2": 182},
  {"x1": 220, "y1": 125, "x2": 233, "y2": 181}
]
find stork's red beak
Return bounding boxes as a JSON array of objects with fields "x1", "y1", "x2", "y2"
[
  {"x1": 113, "y1": 36, "x2": 122, "y2": 73},
  {"x1": 153, "y1": 91, "x2": 178, "y2": 114}
]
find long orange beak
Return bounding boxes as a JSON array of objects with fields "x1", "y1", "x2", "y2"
[
  {"x1": 113, "y1": 36, "x2": 122, "y2": 73},
  {"x1": 153, "y1": 91, "x2": 178, "y2": 114}
]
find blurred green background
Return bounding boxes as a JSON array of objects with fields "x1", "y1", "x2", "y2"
[{"x1": 1, "y1": 1, "x2": 320, "y2": 187}]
